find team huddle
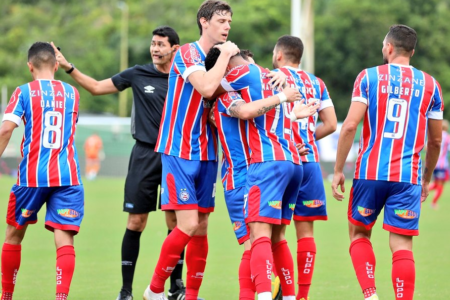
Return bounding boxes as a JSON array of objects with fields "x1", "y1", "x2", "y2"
[{"x1": 0, "y1": 1, "x2": 445, "y2": 300}]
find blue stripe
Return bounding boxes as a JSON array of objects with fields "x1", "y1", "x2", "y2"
[{"x1": 19, "y1": 83, "x2": 31, "y2": 185}]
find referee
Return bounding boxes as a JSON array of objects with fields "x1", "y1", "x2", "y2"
[{"x1": 52, "y1": 26, "x2": 185, "y2": 300}]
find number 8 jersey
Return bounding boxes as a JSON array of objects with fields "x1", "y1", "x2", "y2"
[
  {"x1": 352, "y1": 64, "x2": 444, "y2": 185},
  {"x1": 3, "y1": 79, "x2": 82, "y2": 187}
]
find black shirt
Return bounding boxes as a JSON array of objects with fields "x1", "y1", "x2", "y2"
[{"x1": 111, "y1": 64, "x2": 168, "y2": 145}]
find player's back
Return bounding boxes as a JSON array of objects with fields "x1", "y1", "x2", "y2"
[
  {"x1": 352, "y1": 64, "x2": 444, "y2": 184},
  {"x1": 5, "y1": 79, "x2": 81, "y2": 187}
]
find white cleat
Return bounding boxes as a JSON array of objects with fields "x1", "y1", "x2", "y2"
[
  {"x1": 365, "y1": 294, "x2": 379, "y2": 300},
  {"x1": 143, "y1": 285, "x2": 168, "y2": 300}
]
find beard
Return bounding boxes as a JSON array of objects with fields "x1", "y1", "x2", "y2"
[{"x1": 383, "y1": 54, "x2": 388, "y2": 64}]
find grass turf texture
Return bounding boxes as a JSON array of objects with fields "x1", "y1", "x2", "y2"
[{"x1": 0, "y1": 176, "x2": 449, "y2": 299}]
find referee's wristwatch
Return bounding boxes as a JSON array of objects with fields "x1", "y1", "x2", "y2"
[{"x1": 66, "y1": 63, "x2": 75, "y2": 74}]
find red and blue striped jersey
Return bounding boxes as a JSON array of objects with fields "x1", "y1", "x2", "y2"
[
  {"x1": 436, "y1": 131, "x2": 450, "y2": 169},
  {"x1": 222, "y1": 64, "x2": 301, "y2": 165},
  {"x1": 214, "y1": 91, "x2": 250, "y2": 191},
  {"x1": 352, "y1": 64, "x2": 444, "y2": 185},
  {"x1": 2, "y1": 79, "x2": 81, "y2": 187},
  {"x1": 155, "y1": 42, "x2": 217, "y2": 161},
  {"x1": 278, "y1": 66, "x2": 333, "y2": 163}
]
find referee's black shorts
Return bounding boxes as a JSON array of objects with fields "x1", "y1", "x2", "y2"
[{"x1": 123, "y1": 141, "x2": 162, "y2": 213}]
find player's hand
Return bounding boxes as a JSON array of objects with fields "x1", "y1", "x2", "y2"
[
  {"x1": 421, "y1": 181, "x2": 430, "y2": 202},
  {"x1": 283, "y1": 87, "x2": 302, "y2": 103},
  {"x1": 296, "y1": 143, "x2": 310, "y2": 156},
  {"x1": 50, "y1": 42, "x2": 72, "y2": 71},
  {"x1": 331, "y1": 171, "x2": 346, "y2": 201},
  {"x1": 208, "y1": 101, "x2": 217, "y2": 128},
  {"x1": 267, "y1": 71, "x2": 287, "y2": 90},
  {"x1": 293, "y1": 99, "x2": 320, "y2": 119},
  {"x1": 214, "y1": 41, "x2": 240, "y2": 57}
]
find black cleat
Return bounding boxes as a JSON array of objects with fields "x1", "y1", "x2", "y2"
[
  {"x1": 168, "y1": 279, "x2": 186, "y2": 300},
  {"x1": 116, "y1": 289, "x2": 133, "y2": 300}
]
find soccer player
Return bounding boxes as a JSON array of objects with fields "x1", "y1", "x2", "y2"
[
  {"x1": 51, "y1": 27, "x2": 186, "y2": 300},
  {"x1": 429, "y1": 119, "x2": 450, "y2": 209},
  {"x1": 332, "y1": 25, "x2": 443, "y2": 300},
  {"x1": 272, "y1": 35, "x2": 337, "y2": 300},
  {"x1": 0, "y1": 42, "x2": 84, "y2": 300},
  {"x1": 83, "y1": 132, "x2": 103, "y2": 180},
  {"x1": 145, "y1": 1, "x2": 239, "y2": 300}
]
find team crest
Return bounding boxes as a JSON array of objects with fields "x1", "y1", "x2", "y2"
[
  {"x1": 358, "y1": 206, "x2": 375, "y2": 217},
  {"x1": 179, "y1": 189, "x2": 190, "y2": 201},
  {"x1": 186, "y1": 44, "x2": 203, "y2": 65},
  {"x1": 303, "y1": 200, "x2": 324, "y2": 208},
  {"x1": 394, "y1": 209, "x2": 418, "y2": 219}
]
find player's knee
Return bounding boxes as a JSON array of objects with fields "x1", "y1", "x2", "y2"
[{"x1": 127, "y1": 214, "x2": 148, "y2": 232}]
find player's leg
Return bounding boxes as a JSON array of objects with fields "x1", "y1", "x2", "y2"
[
  {"x1": 431, "y1": 177, "x2": 444, "y2": 208},
  {"x1": 294, "y1": 221, "x2": 314, "y2": 300},
  {"x1": 271, "y1": 224, "x2": 295, "y2": 300},
  {"x1": 240, "y1": 240, "x2": 255, "y2": 300},
  {"x1": 389, "y1": 233, "x2": 414, "y2": 300},
  {"x1": 54, "y1": 229, "x2": 76, "y2": 300}
]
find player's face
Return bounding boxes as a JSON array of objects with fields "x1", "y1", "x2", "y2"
[
  {"x1": 203, "y1": 11, "x2": 232, "y2": 43},
  {"x1": 150, "y1": 35, "x2": 174, "y2": 66}
]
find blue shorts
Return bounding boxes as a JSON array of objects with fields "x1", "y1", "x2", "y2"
[
  {"x1": 6, "y1": 184, "x2": 84, "y2": 234},
  {"x1": 349, "y1": 179, "x2": 421, "y2": 236},
  {"x1": 224, "y1": 186, "x2": 249, "y2": 245},
  {"x1": 161, "y1": 154, "x2": 218, "y2": 213},
  {"x1": 244, "y1": 161, "x2": 302, "y2": 225},
  {"x1": 433, "y1": 168, "x2": 448, "y2": 181},
  {"x1": 294, "y1": 162, "x2": 327, "y2": 221}
]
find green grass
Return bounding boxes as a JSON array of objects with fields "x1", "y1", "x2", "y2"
[{"x1": 0, "y1": 176, "x2": 449, "y2": 299}]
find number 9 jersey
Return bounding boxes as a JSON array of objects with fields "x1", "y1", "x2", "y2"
[
  {"x1": 352, "y1": 64, "x2": 444, "y2": 185},
  {"x1": 2, "y1": 79, "x2": 82, "y2": 187}
]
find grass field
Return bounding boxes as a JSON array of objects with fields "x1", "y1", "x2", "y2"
[{"x1": 0, "y1": 176, "x2": 449, "y2": 300}]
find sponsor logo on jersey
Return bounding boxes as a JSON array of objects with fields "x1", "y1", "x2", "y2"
[
  {"x1": 289, "y1": 203, "x2": 296, "y2": 211},
  {"x1": 21, "y1": 208, "x2": 34, "y2": 218},
  {"x1": 303, "y1": 200, "x2": 324, "y2": 208},
  {"x1": 268, "y1": 200, "x2": 282, "y2": 209},
  {"x1": 358, "y1": 206, "x2": 375, "y2": 217},
  {"x1": 144, "y1": 85, "x2": 155, "y2": 93},
  {"x1": 179, "y1": 189, "x2": 190, "y2": 201},
  {"x1": 233, "y1": 221, "x2": 242, "y2": 231},
  {"x1": 394, "y1": 209, "x2": 418, "y2": 219},
  {"x1": 57, "y1": 209, "x2": 79, "y2": 218}
]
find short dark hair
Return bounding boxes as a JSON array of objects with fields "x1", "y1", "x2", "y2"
[
  {"x1": 152, "y1": 26, "x2": 180, "y2": 46},
  {"x1": 386, "y1": 24, "x2": 417, "y2": 55},
  {"x1": 205, "y1": 43, "x2": 245, "y2": 71},
  {"x1": 197, "y1": 0, "x2": 233, "y2": 35},
  {"x1": 28, "y1": 42, "x2": 56, "y2": 69},
  {"x1": 240, "y1": 49, "x2": 254, "y2": 61},
  {"x1": 275, "y1": 35, "x2": 304, "y2": 65}
]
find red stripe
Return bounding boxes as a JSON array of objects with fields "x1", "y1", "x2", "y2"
[
  {"x1": 215, "y1": 108, "x2": 234, "y2": 190},
  {"x1": 389, "y1": 67, "x2": 413, "y2": 182},
  {"x1": 48, "y1": 81, "x2": 64, "y2": 186},
  {"x1": 367, "y1": 65, "x2": 389, "y2": 179},
  {"x1": 27, "y1": 81, "x2": 43, "y2": 186},
  {"x1": 293, "y1": 215, "x2": 328, "y2": 222},
  {"x1": 239, "y1": 119, "x2": 250, "y2": 165},
  {"x1": 180, "y1": 90, "x2": 202, "y2": 159},
  {"x1": 300, "y1": 72, "x2": 319, "y2": 162},
  {"x1": 44, "y1": 221, "x2": 80, "y2": 234},
  {"x1": 163, "y1": 76, "x2": 183, "y2": 155},
  {"x1": 353, "y1": 70, "x2": 369, "y2": 178},
  {"x1": 383, "y1": 223, "x2": 418, "y2": 236},
  {"x1": 199, "y1": 105, "x2": 209, "y2": 160},
  {"x1": 66, "y1": 86, "x2": 80, "y2": 185},
  {"x1": 5, "y1": 87, "x2": 21, "y2": 114},
  {"x1": 242, "y1": 88, "x2": 262, "y2": 163}
]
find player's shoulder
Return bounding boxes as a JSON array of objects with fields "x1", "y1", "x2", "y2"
[{"x1": 226, "y1": 64, "x2": 252, "y2": 81}]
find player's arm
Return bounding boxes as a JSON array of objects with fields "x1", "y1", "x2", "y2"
[
  {"x1": 331, "y1": 101, "x2": 366, "y2": 201},
  {"x1": 0, "y1": 121, "x2": 17, "y2": 157},
  {"x1": 422, "y1": 119, "x2": 442, "y2": 201},
  {"x1": 315, "y1": 106, "x2": 337, "y2": 141},
  {"x1": 51, "y1": 42, "x2": 119, "y2": 95},
  {"x1": 188, "y1": 42, "x2": 239, "y2": 99}
]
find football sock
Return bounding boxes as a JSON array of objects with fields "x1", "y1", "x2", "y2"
[
  {"x1": 150, "y1": 227, "x2": 191, "y2": 293},
  {"x1": 1, "y1": 243, "x2": 21, "y2": 295},
  {"x1": 349, "y1": 238, "x2": 376, "y2": 294},
  {"x1": 56, "y1": 245, "x2": 75, "y2": 295},
  {"x1": 250, "y1": 237, "x2": 273, "y2": 295},
  {"x1": 296, "y1": 237, "x2": 316, "y2": 300},
  {"x1": 185, "y1": 235, "x2": 208, "y2": 300},
  {"x1": 169, "y1": 229, "x2": 185, "y2": 293},
  {"x1": 55, "y1": 293, "x2": 68, "y2": 300},
  {"x1": 272, "y1": 240, "x2": 295, "y2": 296},
  {"x1": 121, "y1": 228, "x2": 142, "y2": 293},
  {"x1": 257, "y1": 292, "x2": 272, "y2": 300},
  {"x1": 392, "y1": 250, "x2": 415, "y2": 300},
  {"x1": 1, "y1": 292, "x2": 12, "y2": 300},
  {"x1": 239, "y1": 250, "x2": 255, "y2": 300},
  {"x1": 432, "y1": 184, "x2": 443, "y2": 205}
]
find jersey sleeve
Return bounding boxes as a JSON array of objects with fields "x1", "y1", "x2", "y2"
[
  {"x1": 427, "y1": 78, "x2": 444, "y2": 120},
  {"x1": 2, "y1": 87, "x2": 24, "y2": 126},
  {"x1": 351, "y1": 70, "x2": 369, "y2": 105},
  {"x1": 318, "y1": 78, "x2": 333, "y2": 111},
  {"x1": 111, "y1": 66, "x2": 136, "y2": 91},
  {"x1": 222, "y1": 65, "x2": 252, "y2": 92},
  {"x1": 174, "y1": 44, "x2": 206, "y2": 82},
  {"x1": 217, "y1": 91, "x2": 245, "y2": 115}
]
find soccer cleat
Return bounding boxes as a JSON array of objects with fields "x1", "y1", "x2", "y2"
[
  {"x1": 272, "y1": 276, "x2": 282, "y2": 300},
  {"x1": 365, "y1": 294, "x2": 379, "y2": 300},
  {"x1": 143, "y1": 286, "x2": 167, "y2": 300},
  {"x1": 298, "y1": 298, "x2": 310, "y2": 300},
  {"x1": 168, "y1": 279, "x2": 185, "y2": 300},
  {"x1": 116, "y1": 289, "x2": 133, "y2": 300}
]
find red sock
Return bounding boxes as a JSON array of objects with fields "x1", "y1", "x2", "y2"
[
  {"x1": 56, "y1": 245, "x2": 75, "y2": 295},
  {"x1": 1, "y1": 243, "x2": 21, "y2": 295},
  {"x1": 185, "y1": 235, "x2": 208, "y2": 300},
  {"x1": 150, "y1": 227, "x2": 191, "y2": 293},
  {"x1": 349, "y1": 238, "x2": 376, "y2": 294},
  {"x1": 239, "y1": 250, "x2": 255, "y2": 300},
  {"x1": 272, "y1": 240, "x2": 295, "y2": 296},
  {"x1": 392, "y1": 250, "x2": 415, "y2": 300},
  {"x1": 250, "y1": 237, "x2": 273, "y2": 294},
  {"x1": 432, "y1": 184, "x2": 443, "y2": 204},
  {"x1": 296, "y1": 237, "x2": 316, "y2": 300},
  {"x1": 55, "y1": 293, "x2": 68, "y2": 300}
]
